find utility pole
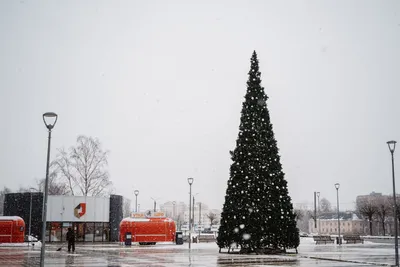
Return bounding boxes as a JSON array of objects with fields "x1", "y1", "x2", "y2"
[{"x1": 198, "y1": 202, "x2": 201, "y2": 238}]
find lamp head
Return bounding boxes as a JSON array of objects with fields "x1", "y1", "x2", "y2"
[
  {"x1": 316, "y1": 192, "x2": 320, "y2": 197},
  {"x1": 335, "y1": 183, "x2": 340, "y2": 190},
  {"x1": 134, "y1": 190, "x2": 139, "y2": 196},
  {"x1": 387, "y1": 140, "x2": 397, "y2": 153},
  {"x1": 187, "y1": 177, "x2": 194, "y2": 185},
  {"x1": 43, "y1": 112, "x2": 58, "y2": 130}
]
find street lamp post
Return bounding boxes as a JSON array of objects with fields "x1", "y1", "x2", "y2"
[
  {"x1": 192, "y1": 193, "x2": 199, "y2": 231},
  {"x1": 335, "y1": 183, "x2": 341, "y2": 245},
  {"x1": 317, "y1": 192, "x2": 320, "y2": 234},
  {"x1": 187, "y1": 178, "x2": 194, "y2": 249},
  {"x1": 198, "y1": 202, "x2": 201, "y2": 238},
  {"x1": 172, "y1": 201, "x2": 176, "y2": 219},
  {"x1": 134, "y1": 190, "x2": 139, "y2": 212},
  {"x1": 29, "y1": 191, "x2": 32, "y2": 238},
  {"x1": 192, "y1": 195, "x2": 195, "y2": 231},
  {"x1": 40, "y1": 112, "x2": 58, "y2": 267},
  {"x1": 151, "y1": 197, "x2": 161, "y2": 212},
  {"x1": 388, "y1": 140, "x2": 399, "y2": 267},
  {"x1": 151, "y1": 197, "x2": 157, "y2": 212}
]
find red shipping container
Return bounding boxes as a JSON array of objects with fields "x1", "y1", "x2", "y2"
[
  {"x1": 120, "y1": 212, "x2": 176, "y2": 245},
  {"x1": 0, "y1": 216, "x2": 25, "y2": 243}
]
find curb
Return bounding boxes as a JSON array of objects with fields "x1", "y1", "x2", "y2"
[{"x1": 300, "y1": 255, "x2": 393, "y2": 266}]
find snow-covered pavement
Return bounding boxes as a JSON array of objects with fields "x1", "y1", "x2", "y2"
[{"x1": 0, "y1": 237, "x2": 397, "y2": 266}]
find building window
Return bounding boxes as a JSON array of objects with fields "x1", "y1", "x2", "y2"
[
  {"x1": 50, "y1": 222, "x2": 62, "y2": 242},
  {"x1": 103, "y1": 223, "x2": 110, "y2": 242},
  {"x1": 95, "y1": 222, "x2": 104, "y2": 241},
  {"x1": 46, "y1": 222, "x2": 51, "y2": 242},
  {"x1": 86, "y1": 222, "x2": 95, "y2": 242}
]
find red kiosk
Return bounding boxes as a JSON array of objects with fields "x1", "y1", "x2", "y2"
[
  {"x1": 0, "y1": 216, "x2": 25, "y2": 243},
  {"x1": 120, "y1": 211, "x2": 176, "y2": 245}
]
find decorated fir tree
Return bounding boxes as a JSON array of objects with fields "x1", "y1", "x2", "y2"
[{"x1": 217, "y1": 51, "x2": 299, "y2": 253}]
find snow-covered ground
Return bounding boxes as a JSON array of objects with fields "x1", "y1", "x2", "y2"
[
  {"x1": 0, "y1": 241, "x2": 41, "y2": 247},
  {"x1": 0, "y1": 237, "x2": 397, "y2": 266},
  {"x1": 0, "y1": 235, "x2": 42, "y2": 247}
]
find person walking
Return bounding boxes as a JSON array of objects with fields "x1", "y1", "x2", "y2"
[{"x1": 66, "y1": 227, "x2": 75, "y2": 253}]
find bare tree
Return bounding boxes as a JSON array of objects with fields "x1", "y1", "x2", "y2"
[
  {"x1": 385, "y1": 196, "x2": 400, "y2": 237},
  {"x1": 36, "y1": 178, "x2": 70, "y2": 195},
  {"x1": 53, "y1": 136, "x2": 112, "y2": 196},
  {"x1": 0, "y1": 186, "x2": 12, "y2": 215},
  {"x1": 376, "y1": 196, "x2": 392, "y2": 236},
  {"x1": 356, "y1": 198, "x2": 378, "y2": 235},
  {"x1": 294, "y1": 208, "x2": 312, "y2": 233},
  {"x1": 207, "y1": 212, "x2": 218, "y2": 226},
  {"x1": 17, "y1": 186, "x2": 30, "y2": 193},
  {"x1": 395, "y1": 196, "x2": 400, "y2": 229},
  {"x1": 293, "y1": 209, "x2": 304, "y2": 221},
  {"x1": 320, "y1": 198, "x2": 332, "y2": 213},
  {"x1": 34, "y1": 163, "x2": 71, "y2": 195}
]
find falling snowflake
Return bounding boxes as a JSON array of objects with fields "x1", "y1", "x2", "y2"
[{"x1": 243, "y1": 233, "x2": 251, "y2": 240}]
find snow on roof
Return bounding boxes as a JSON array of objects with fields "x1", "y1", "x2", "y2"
[
  {"x1": 318, "y1": 212, "x2": 362, "y2": 220},
  {"x1": 0, "y1": 216, "x2": 23, "y2": 221},
  {"x1": 121, "y1": 217, "x2": 174, "y2": 223},
  {"x1": 122, "y1": 218, "x2": 150, "y2": 222}
]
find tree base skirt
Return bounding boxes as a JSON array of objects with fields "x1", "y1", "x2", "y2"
[{"x1": 219, "y1": 246, "x2": 290, "y2": 254}]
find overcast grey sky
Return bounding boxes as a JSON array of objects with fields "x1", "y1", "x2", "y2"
[{"x1": 1, "y1": 0, "x2": 400, "y2": 212}]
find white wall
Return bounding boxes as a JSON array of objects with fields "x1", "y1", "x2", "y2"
[{"x1": 47, "y1": 196, "x2": 110, "y2": 222}]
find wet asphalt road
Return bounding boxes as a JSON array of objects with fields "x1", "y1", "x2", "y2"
[{"x1": 0, "y1": 237, "x2": 396, "y2": 266}]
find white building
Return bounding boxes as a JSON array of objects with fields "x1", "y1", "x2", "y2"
[
  {"x1": 160, "y1": 201, "x2": 221, "y2": 230},
  {"x1": 309, "y1": 212, "x2": 364, "y2": 235}
]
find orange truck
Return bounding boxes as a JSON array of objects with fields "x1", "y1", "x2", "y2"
[
  {"x1": 120, "y1": 212, "x2": 176, "y2": 245},
  {"x1": 0, "y1": 216, "x2": 25, "y2": 243}
]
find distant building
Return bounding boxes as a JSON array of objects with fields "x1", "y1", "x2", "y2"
[
  {"x1": 159, "y1": 201, "x2": 220, "y2": 230},
  {"x1": 356, "y1": 192, "x2": 384, "y2": 205},
  {"x1": 355, "y1": 192, "x2": 399, "y2": 236},
  {"x1": 309, "y1": 212, "x2": 364, "y2": 235},
  {"x1": 4, "y1": 193, "x2": 123, "y2": 242}
]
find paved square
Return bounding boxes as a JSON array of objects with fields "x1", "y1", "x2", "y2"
[{"x1": 0, "y1": 238, "x2": 396, "y2": 266}]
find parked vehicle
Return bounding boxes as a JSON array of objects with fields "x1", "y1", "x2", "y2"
[
  {"x1": 299, "y1": 231, "x2": 309, "y2": 237},
  {"x1": 0, "y1": 216, "x2": 25, "y2": 243},
  {"x1": 120, "y1": 212, "x2": 176, "y2": 245}
]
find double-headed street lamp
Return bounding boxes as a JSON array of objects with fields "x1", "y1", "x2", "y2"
[
  {"x1": 40, "y1": 112, "x2": 58, "y2": 267},
  {"x1": 187, "y1": 177, "x2": 194, "y2": 249},
  {"x1": 388, "y1": 140, "x2": 398, "y2": 267},
  {"x1": 134, "y1": 190, "x2": 139, "y2": 212},
  {"x1": 335, "y1": 183, "x2": 341, "y2": 245}
]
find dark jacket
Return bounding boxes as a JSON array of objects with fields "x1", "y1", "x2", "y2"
[{"x1": 66, "y1": 230, "x2": 75, "y2": 242}]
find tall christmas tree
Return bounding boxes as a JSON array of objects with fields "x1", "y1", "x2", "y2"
[{"x1": 217, "y1": 51, "x2": 299, "y2": 253}]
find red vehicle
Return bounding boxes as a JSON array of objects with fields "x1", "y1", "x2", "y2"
[
  {"x1": 120, "y1": 212, "x2": 176, "y2": 245},
  {"x1": 0, "y1": 216, "x2": 25, "y2": 243}
]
